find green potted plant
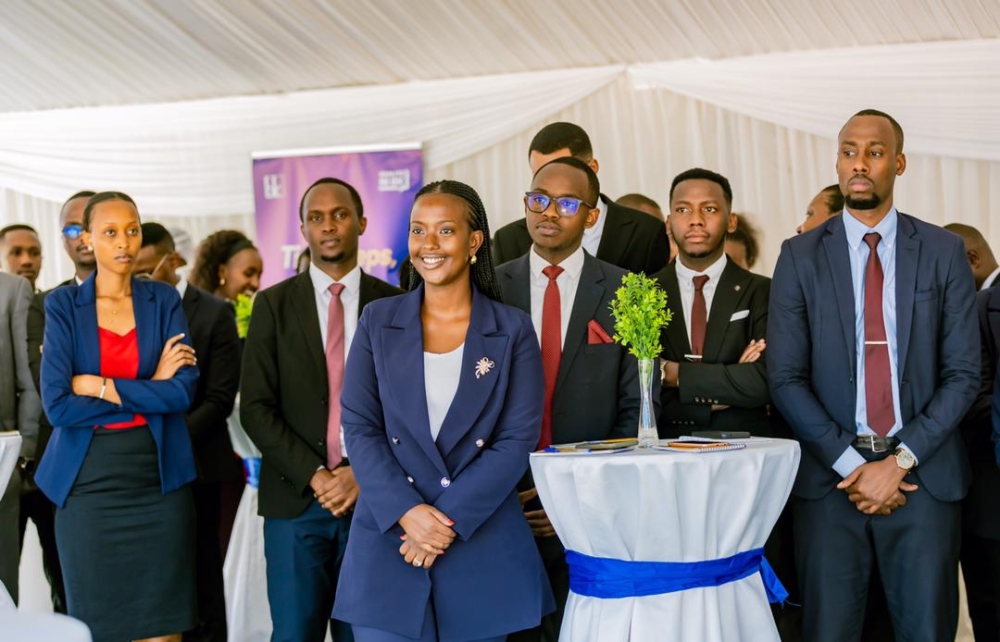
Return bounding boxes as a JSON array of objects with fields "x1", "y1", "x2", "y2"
[{"x1": 610, "y1": 272, "x2": 672, "y2": 448}]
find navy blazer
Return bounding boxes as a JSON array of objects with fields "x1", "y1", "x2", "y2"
[
  {"x1": 37, "y1": 274, "x2": 199, "y2": 507},
  {"x1": 767, "y1": 212, "x2": 980, "y2": 501},
  {"x1": 333, "y1": 284, "x2": 554, "y2": 640}
]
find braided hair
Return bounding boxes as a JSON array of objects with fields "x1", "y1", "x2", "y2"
[
  {"x1": 406, "y1": 180, "x2": 503, "y2": 303},
  {"x1": 190, "y1": 230, "x2": 255, "y2": 293}
]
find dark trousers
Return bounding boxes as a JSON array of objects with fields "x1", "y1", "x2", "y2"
[
  {"x1": 18, "y1": 487, "x2": 66, "y2": 613},
  {"x1": 793, "y1": 483, "x2": 960, "y2": 642},
  {"x1": 263, "y1": 499, "x2": 354, "y2": 642},
  {"x1": 353, "y1": 597, "x2": 506, "y2": 642},
  {"x1": 508, "y1": 536, "x2": 567, "y2": 642},
  {"x1": 961, "y1": 532, "x2": 1000, "y2": 642},
  {"x1": 183, "y1": 481, "x2": 228, "y2": 642}
]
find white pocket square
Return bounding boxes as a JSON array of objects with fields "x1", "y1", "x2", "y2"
[{"x1": 729, "y1": 310, "x2": 750, "y2": 322}]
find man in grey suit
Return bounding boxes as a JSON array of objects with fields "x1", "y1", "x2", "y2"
[{"x1": 0, "y1": 271, "x2": 40, "y2": 603}]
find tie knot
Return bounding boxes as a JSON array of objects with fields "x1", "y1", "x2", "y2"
[
  {"x1": 543, "y1": 265, "x2": 564, "y2": 281},
  {"x1": 328, "y1": 283, "x2": 345, "y2": 297},
  {"x1": 863, "y1": 232, "x2": 881, "y2": 251},
  {"x1": 692, "y1": 275, "x2": 710, "y2": 291}
]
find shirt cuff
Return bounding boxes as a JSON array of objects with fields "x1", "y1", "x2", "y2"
[
  {"x1": 896, "y1": 441, "x2": 918, "y2": 465},
  {"x1": 832, "y1": 446, "x2": 867, "y2": 478}
]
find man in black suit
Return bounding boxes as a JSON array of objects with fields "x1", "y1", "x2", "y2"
[
  {"x1": 492, "y1": 122, "x2": 669, "y2": 275},
  {"x1": 16, "y1": 190, "x2": 97, "y2": 614},
  {"x1": 496, "y1": 157, "x2": 649, "y2": 642},
  {"x1": 945, "y1": 223, "x2": 1000, "y2": 291},
  {"x1": 950, "y1": 228, "x2": 1000, "y2": 641},
  {"x1": 133, "y1": 222, "x2": 241, "y2": 642},
  {"x1": 767, "y1": 109, "x2": 980, "y2": 641},
  {"x1": 241, "y1": 178, "x2": 402, "y2": 642},
  {"x1": 652, "y1": 168, "x2": 770, "y2": 438}
]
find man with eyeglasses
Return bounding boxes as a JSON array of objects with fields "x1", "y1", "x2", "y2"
[
  {"x1": 496, "y1": 157, "x2": 650, "y2": 642},
  {"x1": 134, "y1": 222, "x2": 240, "y2": 642},
  {"x1": 17, "y1": 190, "x2": 97, "y2": 614},
  {"x1": 492, "y1": 122, "x2": 670, "y2": 275}
]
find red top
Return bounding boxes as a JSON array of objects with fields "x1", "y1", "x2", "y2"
[{"x1": 98, "y1": 327, "x2": 146, "y2": 430}]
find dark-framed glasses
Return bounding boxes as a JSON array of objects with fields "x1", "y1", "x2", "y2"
[
  {"x1": 61, "y1": 223, "x2": 84, "y2": 240},
  {"x1": 524, "y1": 192, "x2": 595, "y2": 218}
]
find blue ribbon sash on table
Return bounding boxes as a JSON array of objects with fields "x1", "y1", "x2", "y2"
[
  {"x1": 566, "y1": 548, "x2": 788, "y2": 604},
  {"x1": 243, "y1": 457, "x2": 261, "y2": 489}
]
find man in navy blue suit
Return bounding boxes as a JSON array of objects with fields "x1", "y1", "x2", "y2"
[{"x1": 767, "y1": 109, "x2": 980, "y2": 641}]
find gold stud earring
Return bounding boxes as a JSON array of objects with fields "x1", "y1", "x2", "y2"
[
  {"x1": 470, "y1": 255, "x2": 477, "y2": 265},
  {"x1": 220, "y1": 277, "x2": 226, "y2": 286}
]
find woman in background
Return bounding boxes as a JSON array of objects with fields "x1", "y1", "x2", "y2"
[
  {"x1": 334, "y1": 180, "x2": 553, "y2": 641},
  {"x1": 190, "y1": 230, "x2": 263, "y2": 301},
  {"x1": 37, "y1": 192, "x2": 199, "y2": 642}
]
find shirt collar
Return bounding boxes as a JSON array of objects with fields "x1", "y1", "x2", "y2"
[
  {"x1": 675, "y1": 252, "x2": 728, "y2": 286},
  {"x1": 176, "y1": 277, "x2": 188, "y2": 299},
  {"x1": 843, "y1": 206, "x2": 898, "y2": 252},
  {"x1": 309, "y1": 262, "x2": 361, "y2": 295},
  {"x1": 529, "y1": 244, "x2": 586, "y2": 280}
]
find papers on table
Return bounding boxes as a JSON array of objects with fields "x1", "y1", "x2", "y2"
[
  {"x1": 656, "y1": 437, "x2": 747, "y2": 453},
  {"x1": 542, "y1": 438, "x2": 638, "y2": 454}
]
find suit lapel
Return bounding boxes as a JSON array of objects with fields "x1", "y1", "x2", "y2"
[
  {"x1": 658, "y1": 264, "x2": 692, "y2": 358},
  {"x1": 434, "y1": 288, "x2": 507, "y2": 455},
  {"x1": 381, "y1": 286, "x2": 449, "y2": 477},
  {"x1": 703, "y1": 261, "x2": 749, "y2": 363},
  {"x1": 181, "y1": 283, "x2": 198, "y2": 320},
  {"x1": 595, "y1": 197, "x2": 635, "y2": 265},
  {"x1": 499, "y1": 255, "x2": 532, "y2": 314},
  {"x1": 895, "y1": 213, "x2": 920, "y2": 380},
  {"x1": 822, "y1": 217, "x2": 858, "y2": 374},
  {"x1": 131, "y1": 279, "x2": 160, "y2": 379},
  {"x1": 290, "y1": 273, "x2": 328, "y2": 382},
  {"x1": 74, "y1": 275, "x2": 101, "y2": 375},
  {"x1": 358, "y1": 271, "x2": 379, "y2": 317},
  {"x1": 555, "y1": 254, "x2": 604, "y2": 397},
  {"x1": 989, "y1": 287, "x2": 1000, "y2": 349}
]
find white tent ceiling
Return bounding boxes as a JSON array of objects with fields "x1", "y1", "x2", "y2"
[{"x1": 1, "y1": 0, "x2": 998, "y2": 113}]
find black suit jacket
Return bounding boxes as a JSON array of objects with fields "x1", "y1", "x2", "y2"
[
  {"x1": 962, "y1": 285, "x2": 1000, "y2": 538},
  {"x1": 496, "y1": 252, "x2": 653, "y2": 444},
  {"x1": 181, "y1": 284, "x2": 242, "y2": 483},
  {"x1": 653, "y1": 259, "x2": 772, "y2": 437},
  {"x1": 240, "y1": 271, "x2": 402, "y2": 519},
  {"x1": 26, "y1": 278, "x2": 76, "y2": 461},
  {"x1": 492, "y1": 195, "x2": 669, "y2": 275}
]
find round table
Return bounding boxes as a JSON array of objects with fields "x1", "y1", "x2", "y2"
[{"x1": 530, "y1": 438, "x2": 800, "y2": 642}]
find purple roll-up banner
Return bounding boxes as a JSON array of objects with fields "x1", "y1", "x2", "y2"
[{"x1": 251, "y1": 144, "x2": 423, "y2": 289}]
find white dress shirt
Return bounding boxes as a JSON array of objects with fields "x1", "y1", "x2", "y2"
[
  {"x1": 529, "y1": 246, "x2": 586, "y2": 351},
  {"x1": 674, "y1": 254, "x2": 728, "y2": 349},
  {"x1": 175, "y1": 276, "x2": 188, "y2": 300},
  {"x1": 581, "y1": 196, "x2": 609, "y2": 258},
  {"x1": 309, "y1": 263, "x2": 361, "y2": 458},
  {"x1": 424, "y1": 343, "x2": 465, "y2": 443},
  {"x1": 982, "y1": 266, "x2": 1000, "y2": 291}
]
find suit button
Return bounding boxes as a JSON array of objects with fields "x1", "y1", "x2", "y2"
[
  {"x1": 321, "y1": 397, "x2": 329, "y2": 406},
  {"x1": 317, "y1": 439, "x2": 325, "y2": 447},
  {"x1": 475, "y1": 439, "x2": 485, "y2": 448},
  {"x1": 407, "y1": 476, "x2": 414, "y2": 484},
  {"x1": 440, "y1": 477, "x2": 451, "y2": 488},
  {"x1": 392, "y1": 437, "x2": 400, "y2": 445}
]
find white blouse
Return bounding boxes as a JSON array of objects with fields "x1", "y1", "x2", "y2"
[{"x1": 424, "y1": 343, "x2": 465, "y2": 442}]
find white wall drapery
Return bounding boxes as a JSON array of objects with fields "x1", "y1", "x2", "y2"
[{"x1": 2, "y1": 41, "x2": 998, "y2": 289}]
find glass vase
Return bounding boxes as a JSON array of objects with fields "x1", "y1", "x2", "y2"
[{"x1": 637, "y1": 358, "x2": 658, "y2": 448}]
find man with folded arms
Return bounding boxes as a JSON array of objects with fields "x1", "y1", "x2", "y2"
[
  {"x1": 652, "y1": 168, "x2": 770, "y2": 438},
  {"x1": 496, "y1": 157, "x2": 649, "y2": 641},
  {"x1": 768, "y1": 109, "x2": 980, "y2": 641}
]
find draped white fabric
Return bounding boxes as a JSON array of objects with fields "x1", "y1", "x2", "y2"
[{"x1": 3, "y1": 42, "x2": 999, "y2": 290}]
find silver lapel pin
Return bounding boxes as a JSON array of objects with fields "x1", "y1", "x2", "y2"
[{"x1": 475, "y1": 357, "x2": 495, "y2": 379}]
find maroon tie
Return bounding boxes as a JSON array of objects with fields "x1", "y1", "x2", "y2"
[
  {"x1": 863, "y1": 233, "x2": 895, "y2": 437},
  {"x1": 325, "y1": 283, "x2": 346, "y2": 469},
  {"x1": 690, "y1": 275, "x2": 710, "y2": 357},
  {"x1": 539, "y1": 265, "x2": 564, "y2": 449}
]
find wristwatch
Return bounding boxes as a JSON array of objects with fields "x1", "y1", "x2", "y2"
[{"x1": 893, "y1": 448, "x2": 916, "y2": 472}]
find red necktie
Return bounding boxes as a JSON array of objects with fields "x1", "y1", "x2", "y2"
[
  {"x1": 862, "y1": 233, "x2": 895, "y2": 437},
  {"x1": 539, "y1": 265, "x2": 564, "y2": 449},
  {"x1": 326, "y1": 283, "x2": 346, "y2": 469},
  {"x1": 690, "y1": 275, "x2": 710, "y2": 357}
]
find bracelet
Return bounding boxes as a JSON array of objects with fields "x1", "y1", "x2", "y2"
[{"x1": 98, "y1": 377, "x2": 107, "y2": 401}]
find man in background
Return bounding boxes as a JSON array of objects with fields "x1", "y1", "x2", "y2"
[
  {"x1": 797, "y1": 184, "x2": 843, "y2": 235},
  {"x1": 0, "y1": 225, "x2": 42, "y2": 291},
  {"x1": 945, "y1": 223, "x2": 1000, "y2": 291}
]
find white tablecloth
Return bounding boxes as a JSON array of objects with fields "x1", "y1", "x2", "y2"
[
  {"x1": 530, "y1": 439, "x2": 800, "y2": 642},
  {"x1": 0, "y1": 432, "x2": 21, "y2": 498}
]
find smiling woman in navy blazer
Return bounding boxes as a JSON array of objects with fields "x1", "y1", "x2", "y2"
[
  {"x1": 38, "y1": 192, "x2": 199, "y2": 642},
  {"x1": 334, "y1": 180, "x2": 554, "y2": 641}
]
